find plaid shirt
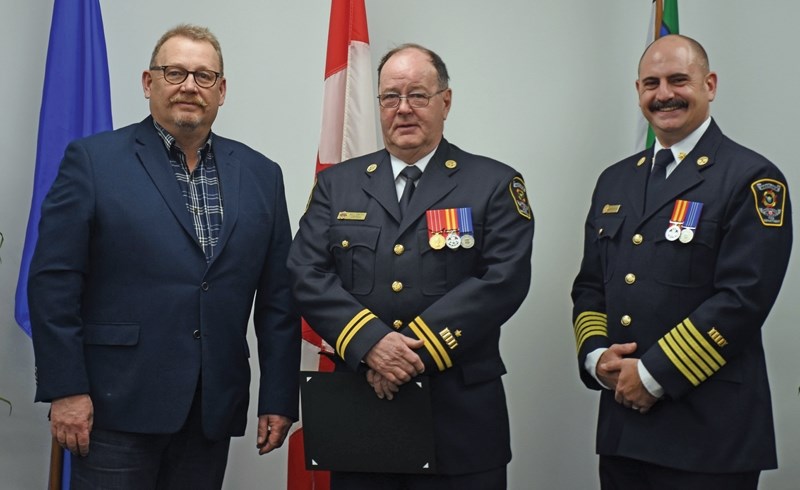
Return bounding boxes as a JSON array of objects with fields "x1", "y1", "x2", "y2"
[{"x1": 154, "y1": 121, "x2": 224, "y2": 262}]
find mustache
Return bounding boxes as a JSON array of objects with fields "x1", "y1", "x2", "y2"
[
  {"x1": 649, "y1": 98, "x2": 688, "y2": 112},
  {"x1": 170, "y1": 95, "x2": 207, "y2": 108}
]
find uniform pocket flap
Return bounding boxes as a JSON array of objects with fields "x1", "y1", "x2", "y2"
[
  {"x1": 330, "y1": 225, "x2": 380, "y2": 251},
  {"x1": 594, "y1": 215, "x2": 625, "y2": 241}
]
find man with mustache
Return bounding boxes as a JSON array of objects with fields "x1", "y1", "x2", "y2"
[
  {"x1": 571, "y1": 34, "x2": 792, "y2": 489},
  {"x1": 28, "y1": 24, "x2": 299, "y2": 489}
]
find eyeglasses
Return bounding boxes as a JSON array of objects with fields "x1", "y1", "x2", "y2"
[
  {"x1": 377, "y1": 89, "x2": 447, "y2": 109},
  {"x1": 150, "y1": 66, "x2": 222, "y2": 88}
]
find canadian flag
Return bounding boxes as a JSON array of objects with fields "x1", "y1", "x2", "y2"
[{"x1": 286, "y1": 1, "x2": 377, "y2": 488}]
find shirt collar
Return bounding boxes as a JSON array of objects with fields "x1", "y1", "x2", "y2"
[
  {"x1": 654, "y1": 117, "x2": 712, "y2": 163},
  {"x1": 390, "y1": 146, "x2": 437, "y2": 181},
  {"x1": 152, "y1": 119, "x2": 213, "y2": 157}
]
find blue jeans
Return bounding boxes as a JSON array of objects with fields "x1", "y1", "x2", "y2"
[{"x1": 70, "y1": 392, "x2": 231, "y2": 490}]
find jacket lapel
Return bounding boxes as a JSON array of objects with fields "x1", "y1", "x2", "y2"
[
  {"x1": 627, "y1": 150, "x2": 651, "y2": 216},
  {"x1": 362, "y1": 151, "x2": 402, "y2": 222},
  {"x1": 208, "y1": 139, "x2": 240, "y2": 269},
  {"x1": 134, "y1": 119, "x2": 199, "y2": 246}
]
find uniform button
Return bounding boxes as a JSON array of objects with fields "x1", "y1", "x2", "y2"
[
  {"x1": 598, "y1": 228, "x2": 604, "y2": 237},
  {"x1": 632, "y1": 234, "x2": 643, "y2": 245},
  {"x1": 201, "y1": 282, "x2": 209, "y2": 291},
  {"x1": 393, "y1": 244, "x2": 405, "y2": 255},
  {"x1": 193, "y1": 329, "x2": 201, "y2": 339},
  {"x1": 391, "y1": 281, "x2": 403, "y2": 292},
  {"x1": 393, "y1": 320, "x2": 403, "y2": 329},
  {"x1": 624, "y1": 273, "x2": 636, "y2": 285},
  {"x1": 341, "y1": 240, "x2": 350, "y2": 248},
  {"x1": 621, "y1": 315, "x2": 632, "y2": 327}
]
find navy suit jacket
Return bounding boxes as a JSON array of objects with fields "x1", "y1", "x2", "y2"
[
  {"x1": 29, "y1": 117, "x2": 300, "y2": 440},
  {"x1": 572, "y1": 120, "x2": 792, "y2": 472}
]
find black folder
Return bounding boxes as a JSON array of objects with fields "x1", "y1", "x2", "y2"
[{"x1": 299, "y1": 370, "x2": 436, "y2": 474}]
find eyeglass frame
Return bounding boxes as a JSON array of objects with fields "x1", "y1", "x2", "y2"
[
  {"x1": 149, "y1": 65, "x2": 223, "y2": 88},
  {"x1": 377, "y1": 88, "x2": 447, "y2": 109}
]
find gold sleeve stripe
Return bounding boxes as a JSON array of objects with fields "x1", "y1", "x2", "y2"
[
  {"x1": 407, "y1": 321, "x2": 445, "y2": 371},
  {"x1": 336, "y1": 309, "x2": 376, "y2": 359},
  {"x1": 574, "y1": 311, "x2": 608, "y2": 352},
  {"x1": 406, "y1": 317, "x2": 453, "y2": 371},
  {"x1": 414, "y1": 317, "x2": 453, "y2": 369},
  {"x1": 657, "y1": 318, "x2": 726, "y2": 386}
]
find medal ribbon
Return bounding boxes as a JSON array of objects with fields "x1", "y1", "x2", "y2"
[
  {"x1": 682, "y1": 201, "x2": 703, "y2": 231},
  {"x1": 426, "y1": 209, "x2": 446, "y2": 240},
  {"x1": 458, "y1": 207, "x2": 473, "y2": 235},
  {"x1": 444, "y1": 208, "x2": 458, "y2": 235},
  {"x1": 669, "y1": 199, "x2": 689, "y2": 227}
]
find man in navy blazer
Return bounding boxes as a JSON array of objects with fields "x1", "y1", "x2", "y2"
[{"x1": 28, "y1": 25, "x2": 299, "y2": 489}]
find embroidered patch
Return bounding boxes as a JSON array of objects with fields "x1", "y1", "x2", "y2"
[
  {"x1": 751, "y1": 179, "x2": 787, "y2": 227},
  {"x1": 509, "y1": 176, "x2": 532, "y2": 220},
  {"x1": 707, "y1": 328, "x2": 729, "y2": 347}
]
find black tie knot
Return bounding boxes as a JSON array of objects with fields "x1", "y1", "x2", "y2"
[
  {"x1": 398, "y1": 165, "x2": 423, "y2": 217},
  {"x1": 400, "y1": 165, "x2": 422, "y2": 185}
]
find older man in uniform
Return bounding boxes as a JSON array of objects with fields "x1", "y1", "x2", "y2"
[
  {"x1": 571, "y1": 34, "x2": 792, "y2": 489},
  {"x1": 288, "y1": 44, "x2": 534, "y2": 489}
]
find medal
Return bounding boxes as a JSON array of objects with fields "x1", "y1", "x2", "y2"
[
  {"x1": 678, "y1": 201, "x2": 703, "y2": 244},
  {"x1": 665, "y1": 200, "x2": 689, "y2": 241},
  {"x1": 458, "y1": 207, "x2": 475, "y2": 249},
  {"x1": 426, "y1": 209, "x2": 446, "y2": 250},
  {"x1": 446, "y1": 232, "x2": 461, "y2": 249},
  {"x1": 429, "y1": 234, "x2": 446, "y2": 250},
  {"x1": 665, "y1": 225, "x2": 682, "y2": 241},
  {"x1": 444, "y1": 208, "x2": 461, "y2": 249}
]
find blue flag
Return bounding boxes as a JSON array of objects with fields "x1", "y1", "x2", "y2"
[
  {"x1": 15, "y1": 0, "x2": 113, "y2": 338},
  {"x1": 15, "y1": 0, "x2": 112, "y2": 487}
]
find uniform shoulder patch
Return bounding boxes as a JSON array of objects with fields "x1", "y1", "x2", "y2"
[
  {"x1": 750, "y1": 178, "x2": 787, "y2": 227},
  {"x1": 509, "y1": 176, "x2": 532, "y2": 220}
]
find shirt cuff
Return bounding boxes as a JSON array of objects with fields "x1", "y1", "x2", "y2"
[
  {"x1": 638, "y1": 360, "x2": 665, "y2": 398},
  {"x1": 585, "y1": 347, "x2": 611, "y2": 389}
]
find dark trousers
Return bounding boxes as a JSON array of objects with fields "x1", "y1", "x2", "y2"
[
  {"x1": 600, "y1": 455, "x2": 760, "y2": 490},
  {"x1": 331, "y1": 466, "x2": 506, "y2": 490},
  {"x1": 70, "y1": 390, "x2": 231, "y2": 490}
]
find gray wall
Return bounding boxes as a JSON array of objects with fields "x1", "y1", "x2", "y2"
[{"x1": 1, "y1": 1, "x2": 798, "y2": 488}]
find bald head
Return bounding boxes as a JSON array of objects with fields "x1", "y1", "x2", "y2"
[{"x1": 639, "y1": 34, "x2": 710, "y2": 77}]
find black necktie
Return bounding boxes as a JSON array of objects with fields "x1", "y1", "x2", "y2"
[
  {"x1": 646, "y1": 149, "x2": 673, "y2": 207},
  {"x1": 398, "y1": 165, "x2": 422, "y2": 217}
]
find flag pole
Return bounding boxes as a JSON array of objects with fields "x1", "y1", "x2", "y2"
[
  {"x1": 655, "y1": 0, "x2": 664, "y2": 40},
  {"x1": 48, "y1": 437, "x2": 63, "y2": 490}
]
